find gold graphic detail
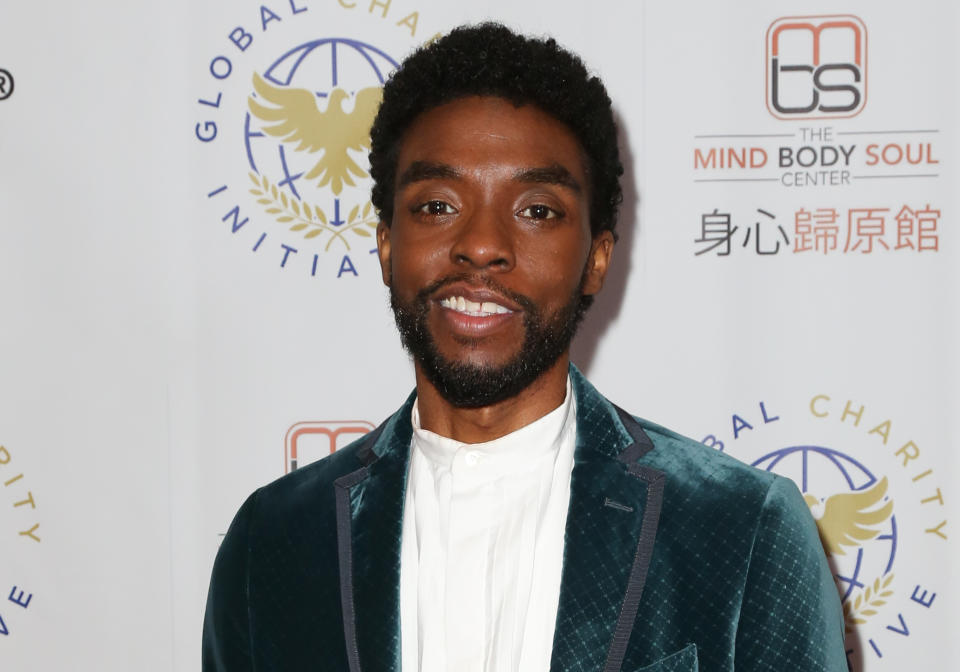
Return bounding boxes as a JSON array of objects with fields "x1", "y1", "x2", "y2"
[
  {"x1": 804, "y1": 477, "x2": 894, "y2": 556},
  {"x1": 248, "y1": 73, "x2": 382, "y2": 195},
  {"x1": 843, "y1": 573, "x2": 894, "y2": 632},
  {"x1": 248, "y1": 173, "x2": 378, "y2": 250}
]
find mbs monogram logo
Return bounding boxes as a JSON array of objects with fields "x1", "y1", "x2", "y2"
[
  {"x1": 284, "y1": 420, "x2": 375, "y2": 473},
  {"x1": 766, "y1": 15, "x2": 867, "y2": 119}
]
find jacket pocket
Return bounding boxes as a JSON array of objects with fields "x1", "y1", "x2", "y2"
[{"x1": 633, "y1": 643, "x2": 698, "y2": 672}]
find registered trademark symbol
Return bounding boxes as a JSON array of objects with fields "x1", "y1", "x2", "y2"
[{"x1": 0, "y1": 69, "x2": 14, "y2": 101}]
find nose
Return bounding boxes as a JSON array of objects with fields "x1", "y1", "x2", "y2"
[{"x1": 449, "y1": 207, "x2": 515, "y2": 271}]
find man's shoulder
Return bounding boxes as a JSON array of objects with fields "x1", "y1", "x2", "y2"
[
  {"x1": 235, "y1": 393, "x2": 415, "y2": 531},
  {"x1": 246, "y1": 427, "x2": 380, "y2": 521},
  {"x1": 625, "y1": 412, "x2": 817, "y2": 540},
  {"x1": 635, "y1": 415, "x2": 776, "y2": 493},
  {"x1": 571, "y1": 365, "x2": 780, "y2": 501},
  {"x1": 622, "y1": 411, "x2": 819, "y2": 568}
]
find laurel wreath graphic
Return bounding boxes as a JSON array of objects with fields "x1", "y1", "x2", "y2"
[
  {"x1": 248, "y1": 172, "x2": 379, "y2": 251},
  {"x1": 843, "y1": 573, "x2": 894, "y2": 632}
]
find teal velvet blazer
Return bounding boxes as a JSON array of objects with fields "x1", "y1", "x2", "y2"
[{"x1": 203, "y1": 368, "x2": 847, "y2": 671}]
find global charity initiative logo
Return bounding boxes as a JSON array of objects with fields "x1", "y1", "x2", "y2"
[
  {"x1": 700, "y1": 395, "x2": 946, "y2": 669},
  {"x1": 193, "y1": 0, "x2": 429, "y2": 280},
  {"x1": 0, "y1": 442, "x2": 41, "y2": 639},
  {"x1": 766, "y1": 15, "x2": 867, "y2": 120}
]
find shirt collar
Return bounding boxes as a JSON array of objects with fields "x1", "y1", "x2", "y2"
[{"x1": 411, "y1": 376, "x2": 575, "y2": 475}]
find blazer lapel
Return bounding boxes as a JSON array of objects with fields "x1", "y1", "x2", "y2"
[
  {"x1": 334, "y1": 395, "x2": 415, "y2": 672},
  {"x1": 330, "y1": 373, "x2": 664, "y2": 672},
  {"x1": 551, "y1": 371, "x2": 666, "y2": 672}
]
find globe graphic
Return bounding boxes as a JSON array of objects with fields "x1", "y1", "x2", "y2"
[
  {"x1": 752, "y1": 445, "x2": 896, "y2": 601},
  {"x1": 243, "y1": 38, "x2": 399, "y2": 227}
]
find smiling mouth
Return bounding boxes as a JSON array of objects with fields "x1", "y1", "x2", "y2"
[{"x1": 439, "y1": 296, "x2": 514, "y2": 316}]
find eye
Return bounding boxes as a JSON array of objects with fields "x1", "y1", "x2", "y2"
[
  {"x1": 518, "y1": 204, "x2": 561, "y2": 220},
  {"x1": 416, "y1": 200, "x2": 457, "y2": 216}
]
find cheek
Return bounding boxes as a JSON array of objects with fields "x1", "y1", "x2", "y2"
[
  {"x1": 388, "y1": 235, "x2": 452, "y2": 293},
  {"x1": 516, "y1": 234, "x2": 591, "y2": 292}
]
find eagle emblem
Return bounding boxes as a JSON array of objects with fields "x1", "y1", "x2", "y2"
[
  {"x1": 804, "y1": 477, "x2": 894, "y2": 556},
  {"x1": 247, "y1": 72, "x2": 382, "y2": 196}
]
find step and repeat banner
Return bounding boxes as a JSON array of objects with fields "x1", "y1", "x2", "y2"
[{"x1": 1, "y1": 1, "x2": 956, "y2": 670}]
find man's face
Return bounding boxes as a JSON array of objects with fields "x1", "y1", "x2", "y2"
[{"x1": 377, "y1": 96, "x2": 613, "y2": 407}]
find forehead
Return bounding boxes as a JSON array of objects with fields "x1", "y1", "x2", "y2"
[{"x1": 394, "y1": 96, "x2": 588, "y2": 183}]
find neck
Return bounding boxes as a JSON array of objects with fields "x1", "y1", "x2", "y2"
[{"x1": 414, "y1": 355, "x2": 571, "y2": 444}]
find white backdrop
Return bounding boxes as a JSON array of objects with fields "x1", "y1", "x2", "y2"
[{"x1": 1, "y1": 1, "x2": 956, "y2": 670}]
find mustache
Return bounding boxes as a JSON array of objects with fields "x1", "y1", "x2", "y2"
[{"x1": 413, "y1": 273, "x2": 537, "y2": 313}]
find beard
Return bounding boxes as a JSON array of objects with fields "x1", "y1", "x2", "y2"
[{"x1": 390, "y1": 271, "x2": 590, "y2": 408}]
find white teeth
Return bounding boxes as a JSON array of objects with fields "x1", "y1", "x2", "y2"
[{"x1": 440, "y1": 296, "x2": 512, "y2": 316}]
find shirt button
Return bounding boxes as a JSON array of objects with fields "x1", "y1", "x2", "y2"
[{"x1": 465, "y1": 451, "x2": 481, "y2": 467}]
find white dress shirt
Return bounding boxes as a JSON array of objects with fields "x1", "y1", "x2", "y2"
[{"x1": 399, "y1": 379, "x2": 577, "y2": 672}]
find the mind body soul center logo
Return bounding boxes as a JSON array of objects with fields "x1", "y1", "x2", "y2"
[
  {"x1": 194, "y1": 1, "x2": 426, "y2": 279},
  {"x1": 766, "y1": 15, "x2": 867, "y2": 120}
]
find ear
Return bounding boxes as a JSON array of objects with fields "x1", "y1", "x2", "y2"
[
  {"x1": 581, "y1": 231, "x2": 614, "y2": 296},
  {"x1": 376, "y1": 221, "x2": 392, "y2": 286}
]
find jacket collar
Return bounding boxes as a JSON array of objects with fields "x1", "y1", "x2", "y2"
[
  {"x1": 332, "y1": 393, "x2": 414, "y2": 672},
  {"x1": 550, "y1": 367, "x2": 665, "y2": 672},
  {"x1": 334, "y1": 366, "x2": 664, "y2": 672}
]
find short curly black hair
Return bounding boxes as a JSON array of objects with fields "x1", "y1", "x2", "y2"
[{"x1": 369, "y1": 22, "x2": 623, "y2": 240}]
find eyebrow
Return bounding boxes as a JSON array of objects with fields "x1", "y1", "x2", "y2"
[
  {"x1": 396, "y1": 160, "x2": 583, "y2": 193},
  {"x1": 511, "y1": 164, "x2": 582, "y2": 193},
  {"x1": 397, "y1": 161, "x2": 461, "y2": 188}
]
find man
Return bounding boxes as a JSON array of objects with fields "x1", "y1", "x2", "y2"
[{"x1": 203, "y1": 23, "x2": 847, "y2": 672}]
